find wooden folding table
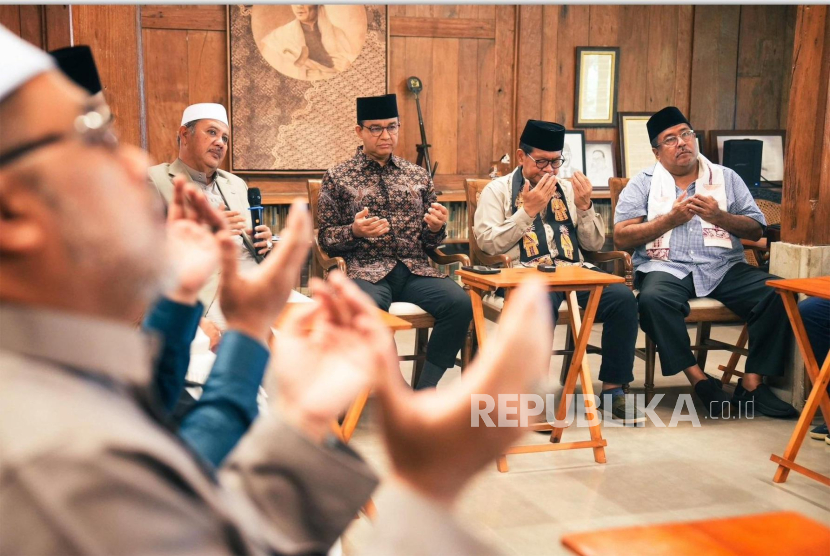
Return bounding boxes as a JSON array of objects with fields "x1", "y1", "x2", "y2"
[
  {"x1": 456, "y1": 266, "x2": 624, "y2": 472},
  {"x1": 768, "y1": 276, "x2": 830, "y2": 487}
]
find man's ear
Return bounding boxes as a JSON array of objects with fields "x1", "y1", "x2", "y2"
[
  {"x1": 0, "y1": 177, "x2": 48, "y2": 255},
  {"x1": 178, "y1": 125, "x2": 189, "y2": 147},
  {"x1": 354, "y1": 124, "x2": 363, "y2": 140},
  {"x1": 652, "y1": 147, "x2": 660, "y2": 161},
  {"x1": 516, "y1": 148, "x2": 525, "y2": 165}
]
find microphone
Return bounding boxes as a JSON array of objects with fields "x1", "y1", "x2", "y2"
[
  {"x1": 247, "y1": 187, "x2": 265, "y2": 263},
  {"x1": 247, "y1": 187, "x2": 264, "y2": 229}
]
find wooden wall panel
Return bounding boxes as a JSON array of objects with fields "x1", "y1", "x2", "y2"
[
  {"x1": 142, "y1": 28, "x2": 189, "y2": 166},
  {"x1": 72, "y1": 5, "x2": 142, "y2": 148},
  {"x1": 5, "y1": 4, "x2": 803, "y2": 195},
  {"x1": 690, "y1": 6, "x2": 740, "y2": 133},
  {"x1": 736, "y1": 6, "x2": 792, "y2": 130},
  {"x1": 0, "y1": 6, "x2": 21, "y2": 35},
  {"x1": 44, "y1": 5, "x2": 71, "y2": 51}
]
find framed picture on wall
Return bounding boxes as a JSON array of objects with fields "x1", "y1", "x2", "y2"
[
  {"x1": 584, "y1": 141, "x2": 615, "y2": 189},
  {"x1": 618, "y1": 112, "x2": 655, "y2": 177},
  {"x1": 710, "y1": 130, "x2": 786, "y2": 182},
  {"x1": 560, "y1": 130, "x2": 586, "y2": 179},
  {"x1": 574, "y1": 47, "x2": 619, "y2": 127},
  {"x1": 227, "y1": 5, "x2": 388, "y2": 173}
]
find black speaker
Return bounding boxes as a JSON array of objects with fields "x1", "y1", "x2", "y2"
[{"x1": 723, "y1": 139, "x2": 763, "y2": 186}]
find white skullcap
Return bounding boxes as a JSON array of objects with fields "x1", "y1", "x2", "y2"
[
  {"x1": 181, "y1": 103, "x2": 228, "y2": 126},
  {"x1": 0, "y1": 25, "x2": 56, "y2": 102}
]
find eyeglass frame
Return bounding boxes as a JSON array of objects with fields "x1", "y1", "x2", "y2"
[
  {"x1": 654, "y1": 128, "x2": 697, "y2": 149},
  {"x1": 0, "y1": 102, "x2": 117, "y2": 168},
  {"x1": 525, "y1": 152, "x2": 566, "y2": 170},
  {"x1": 359, "y1": 122, "x2": 401, "y2": 137}
]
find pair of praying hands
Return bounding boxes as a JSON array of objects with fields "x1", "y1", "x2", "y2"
[
  {"x1": 166, "y1": 175, "x2": 557, "y2": 507},
  {"x1": 669, "y1": 191, "x2": 723, "y2": 228},
  {"x1": 351, "y1": 202, "x2": 448, "y2": 238},
  {"x1": 521, "y1": 171, "x2": 593, "y2": 218}
]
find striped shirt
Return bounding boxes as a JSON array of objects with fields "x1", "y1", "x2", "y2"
[{"x1": 614, "y1": 164, "x2": 766, "y2": 296}]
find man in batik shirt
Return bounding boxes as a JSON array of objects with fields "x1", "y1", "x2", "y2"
[{"x1": 317, "y1": 94, "x2": 472, "y2": 390}]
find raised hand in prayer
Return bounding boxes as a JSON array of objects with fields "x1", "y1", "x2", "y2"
[
  {"x1": 521, "y1": 172, "x2": 557, "y2": 218},
  {"x1": 352, "y1": 207, "x2": 390, "y2": 238},
  {"x1": 571, "y1": 171, "x2": 593, "y2": 211},
  {"x1": 374, "y1": 279, "x2": 553, "y2": 506},
  {"x1": 687, "y1": 193, "x2": 722, "y2": 224},
  {"x1": 217, "y1": 200, "x2": 311, "y2": 344},
  {"x1": 424, "y1": 202, "x2": 449, "y2": 232},
  {"x1": 668, "y1": 190, "x2": 695, "y2": 228},
  {"x1": 165, "y1": 175, "x2": 227, "y2": 305},
  {"x1": 271, "y1": 271, "x2": 398, "y2": 442}
]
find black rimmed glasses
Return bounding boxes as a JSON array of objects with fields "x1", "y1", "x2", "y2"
[
  {"x1": 361, "y1": 122, "x2": 400, "y2": 137},
  {"x1": 656, "y1": 129, "x2": 697, "y2": 149},
  {"x1": 526, "y1": 152, "x2": 565, "y2": 170},
  {"x1": 0, "y1": 103, "x2": 117, "y2": 168}
]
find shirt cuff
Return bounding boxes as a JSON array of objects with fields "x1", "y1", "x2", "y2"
[
  {"x1": 143, "y1": 297, "x2": 204, "y2": 346},
  {"x1": 213, "y1": 331, "x2": 270, "y2": 386},
  {"x1": 509, "y1": 207, "x2": 535, "y2": 229}
]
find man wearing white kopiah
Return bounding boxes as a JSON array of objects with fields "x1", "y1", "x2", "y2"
[
  {"x1": 260, "y1": 5, "x2": 356, "y2": 80},
  {"x1": 614, "y1": 106, "x2": 795, "y2": 419},
  {"x1": 149, "y1": 103, "x2": 273, "y2": 329}
]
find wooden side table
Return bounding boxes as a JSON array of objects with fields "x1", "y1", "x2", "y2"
[
  {"x1": 767, "y1": 276, "x2": 830, "y2": 487},
  {"x1": 457, "y1": 266, "x2": 624, "y2": 472}
]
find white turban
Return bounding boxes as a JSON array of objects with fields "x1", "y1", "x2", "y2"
[
  {"x1": 181, "y1": 103, "x2": 228, "y2": 126},
  {"x1": 0, "y1": 25, "x2": 56, "y2": 102}
]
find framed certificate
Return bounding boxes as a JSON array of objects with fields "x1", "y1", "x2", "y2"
[
  {"x1": 618, "y1": 112, "x2": 656, "y2": 177},
  {"x1": 575, "y1": 47, "x2": 620, "y2": 127}
]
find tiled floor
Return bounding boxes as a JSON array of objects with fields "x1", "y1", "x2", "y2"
[{"x1": 342, "y1": 322, "x2": 830, "y2": 555}]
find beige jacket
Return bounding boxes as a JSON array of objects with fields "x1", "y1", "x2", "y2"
[
  {"x1": 149, "y1": 159, "x2": 254, "y2": 313},
  {"x1": 0, "y1": 304, "x2": 495, "y2": 555},
  {"x1": 473, "y1": 167, "x2": 605, "y2": 265}
]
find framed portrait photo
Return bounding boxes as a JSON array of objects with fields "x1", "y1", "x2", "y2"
[
  {"x1": 575, "y1": 47, "x2": 620, "y2": 127},
  {"x1": 560, "y1": 130, "x2": 586, "y2": 179},
  {"x1": 228, "y1": 5, "x2": 388, "y2": 173},
  {"x1": 584, "y1": 141, "x2": 616, "y2": 189},
  {"x1": 618, "y1": 112, "x2": 656, "y2": 177},
  {"x1": 711, "y1": 130, "x2": 786, "y2": 182}
]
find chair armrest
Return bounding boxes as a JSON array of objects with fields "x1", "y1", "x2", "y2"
[
  {"x1": 312, "y1": 236, "x2": 346, "y2": 273},
  {"x1": 583, "y1": 250, "x2": 634, "y2": 289},
  {"x1": 741, "y1": 238, "x2": 769, "y2": 250},
  {"x1": 477, "y1": 251, "x2": 513, "y2": 268},
  {"x1": 429, "y1": 248, "x2": 470, "y2": 267}
]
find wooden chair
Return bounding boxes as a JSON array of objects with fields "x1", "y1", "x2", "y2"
[
  {"x1": 308, "y1": 179, "x2": 473, "y2": 387},
  {"x1": 609, "y1": 177, "x2": 756, "y2": 401},
  {"x1": 464, "y1": 178, "x2": 634, "y2": 385}
]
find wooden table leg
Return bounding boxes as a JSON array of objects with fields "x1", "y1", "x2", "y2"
[
  {"x1": 340, "y1": 388, "x2": 371, "y2": 443},
  {"x1": 468, "y1": 286, "x2": 488, "y2": 349},
  {"x1": 780, "y1": 291, "x2": 830, "y2": 424},
  {"x1": 551, "y1": 286, "x2": 603, "y2": 447},
  {"x1": 566, "y1": 287, "x2": 606, "y2": 463},
  {"x1": 772, "y1": 290, "x2": 830, "y2": 485}
]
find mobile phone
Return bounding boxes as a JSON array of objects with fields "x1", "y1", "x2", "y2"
[
  {"x1": 537, "y1": 264, "x2": 557, "y2": 273},
  {"x1": 461, "y1": 265, "x2": 501, "y2": 275}
]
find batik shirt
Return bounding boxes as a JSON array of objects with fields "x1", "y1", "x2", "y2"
[{"x1": 318, "y1": 146, "x2": 447, "y2": 283}]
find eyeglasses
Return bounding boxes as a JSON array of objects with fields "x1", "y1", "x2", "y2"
[
  {"x1": 656, "y1": 129, "x2": 697, "y2": 148},
  {"x1": 526, "y1": 152, "x2": 565, "y2": 170},
  {"x1": 0, "y1": 103, "x2": 117, "y2": 168},
  {"x1": 362, "y1": 122, "x2": 400, "y2": 137}
]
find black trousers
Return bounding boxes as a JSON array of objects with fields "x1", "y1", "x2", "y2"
[
  {"x1": 549, "y1": 269, "x2": 638, "y2": 385},
  {"x1": 354, "y1": 262, "x2": 472, "y2": 369},
  {"x1": 636, "y1": 262, "x2": 789, "y2": 377}
]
